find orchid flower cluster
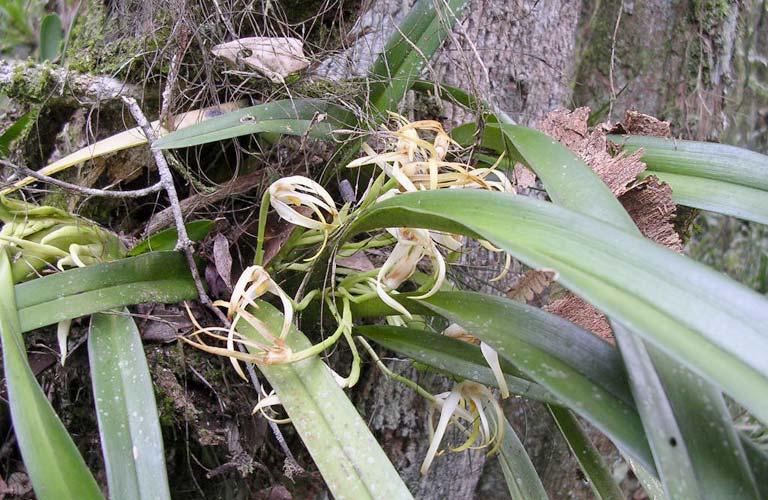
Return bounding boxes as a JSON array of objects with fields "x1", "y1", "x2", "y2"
[
  {"x1": 347, "y1": 113, "x2": 514, "y2": 317},
  {"x1": 185, "y1": 115, "x2": 518, "y2": 473}
]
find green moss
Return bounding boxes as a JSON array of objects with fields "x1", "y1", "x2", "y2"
[
  {"x1": 4, "y1": 60, "x2": 56, "y2": 102},
  {"x1": 64, "y1": 0, "x2": 166, "y2": 79}
]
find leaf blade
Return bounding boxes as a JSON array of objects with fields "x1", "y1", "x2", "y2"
[
  {"x1": 549, "y1": 405, "x2": 624, "y2": 500},
  {"x1": 238, "y1": 302, "x2": 413, "y2": 499},
  {"x1": 89, "y1": 310, "x2": 171, "y2": 500},
  {"x1": 355, "y1": 324, "x2": 558, "y2": 404},
  {"x1": 0, "y1": 249, "x2": 103, "y2": 500},
  {"x1": 153, "y1": 99, "x2": 349, "y2": 150}
]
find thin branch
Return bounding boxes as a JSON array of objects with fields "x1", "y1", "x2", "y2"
[
  {"x1": 0, "y1": 160, "x2": 163, "y2": 198},
  {"x1": 0, "y1": 59, "x2": 144, "y2": 105}
]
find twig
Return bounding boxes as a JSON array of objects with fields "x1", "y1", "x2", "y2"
[
  {"x1": 122, "y1": 96, "x2": 300, "y2": 469},
  {"x1": 0, "y1": 160, "x2": 163, "y2": 199},
  {"x1": 145, "y1": 170, "x2": 268, "y2": 235},
  {"x1": 122, "y1": 97, "x2": 220, "y2": 313},
  {"x1": 608, "y1": 1, "x2": 624, "y2": 120}
]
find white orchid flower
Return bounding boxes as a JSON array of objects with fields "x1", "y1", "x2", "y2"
[
  {"x1": 181, "y1": 266, "x2": 295, "y2": 380},
  {"x1": 421, "y1": 381, "x2": 505, "y2": 474},
  {"x1": 268, "y1": 175, "x2": 339, "y2": 231},
  {"x1": 376, "y1": 227, "x2": 446, "y2": 318}
]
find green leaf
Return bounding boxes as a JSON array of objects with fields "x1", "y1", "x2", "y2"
[
  {"x1": 609, "y1": 136, "x2": 768, "y2": 224},
  {"x1": 237, "y1": 301, "x2": 413, "y2": 499},
  {"x1": 497, "y1": 417, "x2": 547, "y2": 500},
  {"x1": 38, "y1": 13, "x2": 62, "y2": 62},
  {"x1": 153, "y1": 99, "x2": 350, "y2": 149},
  {"x1": 609, "y1": 135, "x2": 768, "y2": 191},
  {"x1": 128, "y1": 220, "x2": 215, "y2": 256},
  {"x1": 548, "y1": 405, "x2": 624, "y2": 500},
  {"x1": 451, "y1": 122, "x2": 637, "y2": 230},
  {"x1": 355, "y1": 324, "x2": 558, "y2": 404},
  {"x1": 367, "y1": 0, "x2": 468, "y2": 116},
  {"x1": 410, "y1": 291, "x2": 654, "y2": 472},
  {"x1": 625, "y1": 456, "x2": 667, "y2": 500},
  {"x1": 641, "y1": 171, "x2": 768, "y2": 225},
  {"x1": 0, "y1": 248, "x2": 103, "y2": 500},
  {"x1": 611, "y1": 324, "x2": 700, "y2": 498},
  {"x1": 347, "y1": 189, "x2": 768, "y2": 426},
  {"x1": 503, "y1": 125, "x2": 761, "y2": 496},
  {"x1": 0, "y1": 110, "x2": 35, "y2": 156},
  {"x1": 15, "y1": 251, "x2": 197, "y2": 332},
  {"x1": 88, "y1": 310, "x2": 171, "y2": 500}
]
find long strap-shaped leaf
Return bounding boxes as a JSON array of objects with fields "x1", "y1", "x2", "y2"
[
  {"x1": 15, "y1": 252, "x2": 197, "y2": 332},
  {"x1": 237, "y1": 301, "x2": 413, "y2": 499},
  {"x1": 640, "y1": 170, "x2": 768, "y2": 225},
  {"x1": 490, "y1": 124, "x2": 760, "y2": 498},
  {"x1": 611, "y1": 136, "x2": 768, "y2": 225},
  {"x1": 450, "y1": 122, "x2": 763, "y2": 494},
  {"x1": 153, "y1": 99, "x2": 351, "y2": 150},
  {"x1": 610, "y1": 324, "x2": 700, "y2": 498},
  {"x1": 89, "y1": 310, "x2": 171, "y2": 500},
  {"x1": 367, "y1": 0, "x2": 469, "y2": 116},
  {"x1": 355, "y1": 324, "x2": 558, "y2": 404},
  {"x1": 348, "y1": 189, "x2": 768, "y2": 424},
  {"x1": 548, "y1": 405, "x2": 624, "y2": 500},
  {"x1": 497, "y1": 416, "x2": 548, "y2": 500},
  {"x1": 609, "y1": 135, "x2": 768, "y2": 191},
  {"x1": 0, "y1": 249, "x2": 104, "y2": 499}
]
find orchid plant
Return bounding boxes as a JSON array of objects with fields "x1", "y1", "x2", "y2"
[{"x1": 183, "y1": 116, "x2": 517, "y2": 472}]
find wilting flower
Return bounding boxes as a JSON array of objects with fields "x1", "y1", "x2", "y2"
[
  {"x1": 421, "y1": 381, "x2": 505, "y2": 474},
  {"x1": 269, "y1": 175, "x2": 339, "y2": 231},
  {"x1": 376, "y1": 227, "x2": 445, "y2": 318},
  {"x1": 182, "y1": 266, "x2": 295, "y2": 380},
  {"x1": 442, "y1": 323, "x2": 509, "y2": 399}
]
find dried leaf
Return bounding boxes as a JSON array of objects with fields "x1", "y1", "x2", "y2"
[
  {"x1": 213, "y1": 233, "x2": 233, "y2": 289},
  {"x1": 621, "y1": 176, "x2": 683, "y2": 253},
  {"x1": 537, "y1": 108, "x2": 646, "y2": 196},
  {"x1": 137, "y1": 304, "x2": 195, "y2": 343},
  {"x1": 211, "y1": 37, "x2": 310, "y2": 83},
  {"x1": 544, "y1": 295, "x2": 613, "y2": 344},
  {"x1": 335, "y1": 251, "x2": 375, "y2": 272},
  {"x1": 506, "y1": 269, "x2": 557, "y2": 303}
]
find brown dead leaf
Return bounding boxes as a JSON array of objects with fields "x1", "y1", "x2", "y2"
[
  {"x1": 544, "y1": 295, "x2": 614, "y2": 344},
  {"x1": 621, "y1": 176, "x2": 683, "y2": 253},
  {"x1": 537, "y1": 108, "x2": 646, "y2": 196},
  {"x1": 336, "y1": 251, "x2": 375, "y2": 271},
  {"x1": 211, "y1": 37, "x2": 309, "y2": 83},
  {"x1": 213, "y1": 233, "x2": 233, "y2": 290},
  {"x1": 506, "y1": 269, "x2": 557, "y2": 303}
]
